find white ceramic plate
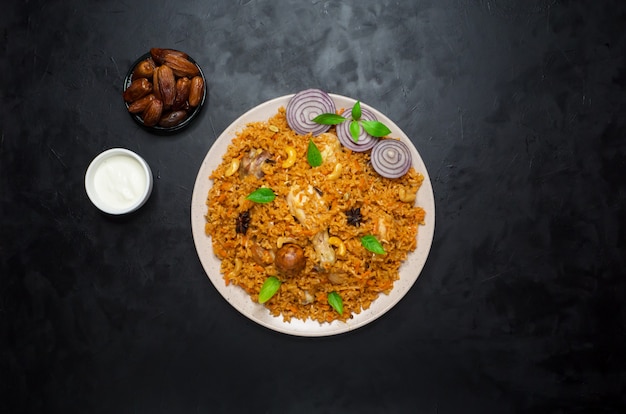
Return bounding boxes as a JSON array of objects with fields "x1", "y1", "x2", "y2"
[{"x1": 191, "y1": 94, "x2": 435, "y2": 336}]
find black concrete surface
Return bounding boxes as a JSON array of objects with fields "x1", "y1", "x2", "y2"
[{"x1": 1, "y1": 0, "x2": 625, "y2": 412}]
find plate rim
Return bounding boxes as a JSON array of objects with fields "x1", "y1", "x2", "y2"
[{"x1": 191, "y1": 93, "x2": 435, "y2": 337}]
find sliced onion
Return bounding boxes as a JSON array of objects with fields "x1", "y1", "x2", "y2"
[
  {"x1": 371, "y1": 139, "x2": 412, "y2": 178},
  {"x1": 286, "y1": 89, "x2": 336, "y2": 136},
  {"x1": 336, "y1": 107, "x2": 378, "y2": 152}
]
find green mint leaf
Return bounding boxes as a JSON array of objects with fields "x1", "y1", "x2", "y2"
[
  {"x1": 349, "y1": 120, "x2": 360, "y2": 142},
  {"x1": 352, "y1": 101, "x2": 362, "y2": 121},
  {"x1": 258, "y1": 276, "x2": 281, "y2": 303},
  {"x1": 328, "y1": 291, "x2": 344, "y2": 315},
  {"x1": 307, "y1": 139, "x2": 323, "y2": 167},
  {"x1": 246, "y1": 188, "x2": 276, "y2": 203},
  {"x1": 361, "y1": 234, "x2": 386, "y2": 254},
  {"x1": 360, "y1": 120, "x2": 391, "y2": 137},
  {"x1": 312, "y1": 113, "x2": 346, "y2": 125}
]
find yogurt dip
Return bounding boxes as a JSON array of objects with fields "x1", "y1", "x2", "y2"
[
  {"x1": 85, "y1": 148, "x2": 153, "y2": 214},
  {"x1": 93, "y1": 154, "x2": 147, "y2": 210}
]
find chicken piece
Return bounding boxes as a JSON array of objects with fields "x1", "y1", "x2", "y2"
[
  {"x1": 316, "y1": 132, "x2": 341, "y2": 164},
  {"x1": 286, "y1": 186, "x2": 308, "y2": 225},
  {"x1": 251, "y1": 242, "x2": 275, "y2": 266},
  {"x1": 301, "y1": 290, "x2": 314, "y2": 305},
  {"x1": 286, "y1": 184, "x2": 328, "y2": 233},
  {"x1": 328, "y1": 272, "x2": 348, "y2": 285},
  {"x1": 311, "y1": 229, "x2": 336, "y2": 271},
  {"x1": 374, "y1": 213, "x2": 393, "y2": 243},
  {"x1": 240, "y1": 149, "x2": 271, "y2": 179},
  {"x1": 286, "y1": 184, "x2": 336, "y2": 270}
]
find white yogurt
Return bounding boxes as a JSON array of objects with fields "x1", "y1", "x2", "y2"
[
  {"x1": 85, "y1": 148, "x2": 152, "y2": 214},
  {"x1": 92, "y1": 154, "x2": 147, "y2": 209}
]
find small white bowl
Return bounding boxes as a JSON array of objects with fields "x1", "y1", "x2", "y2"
[{"x1": 85, "y1": 148, "x2": 153, "y2": 215}]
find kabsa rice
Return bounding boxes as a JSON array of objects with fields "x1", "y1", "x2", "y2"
[{"x1": 205, "y1": 107, "x2": 425, "y2": 323}]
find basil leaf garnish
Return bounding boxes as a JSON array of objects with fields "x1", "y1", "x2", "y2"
[
  {"x1": 246, "y1": 188, "x2": 276, "y2": 203},
  {"x1": 310, "y1": 98, "x2": 393, "y2": 143},
  {"x1": 307, "y1": 139, "x2": 323, "y2": 167},
  {"x1": 258, "y1": 276, "x2": 281, "y2": 303},
  {"x1": 361, "y1": 234, "x2": 386, "y2": 254},
  {"x1": 312, "y1": 113, "x2": 345, "y2": 125},
  {"x1": 360, "y1": 120, "x2": 391, "y2": 137},
  {"x1": 349, "y1": 120, "x2": 360, "y2": 142},
  {"x1": 352, "y1": 101, "x2": 362, "y2": 121},
  {"x1": 328, "y1": 291, "x2": 344, "y2": 315}
]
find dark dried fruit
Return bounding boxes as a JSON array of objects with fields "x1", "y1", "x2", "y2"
[
  {"x1": 158, "y1": 110, "x2": 188, "y2": 128},
  {"x1": 150, "y1": 48, "x2": 188, "y2": 65},
  {"x1": 123, "y1": 78, "x2": 152, "y2": 102},
  {"x1": 132, "y1": 58, "x2": 156, "y2": 79},
  {"x1": 172, "y1": 77, "x2": 191, "y2": 110},
  {"x1": 153, "y1": 65, "x2": 176, "y2": 108},
  {"x1": 163, "y1": 53, "x2": 200, "y2": 78},
  {"x1": 142, "y1": 99, "x2": 163, "y2": 127},
  {"x1": 346, "y1": 207, "x2": 363, "y2": 227},
  {"x1": 188, "y1": 75, "x2": 204, "y2": 107},
  {"x1": 127, "y1": 94, "x2": 156, "y2": 114},
  {"x1": 236, "y1": 210, "x2": 251, "y2": 234}
]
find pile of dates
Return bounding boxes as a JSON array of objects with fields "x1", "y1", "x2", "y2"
[{"x1": 123, "y1": 48, "x2": 205, "y2": 128}]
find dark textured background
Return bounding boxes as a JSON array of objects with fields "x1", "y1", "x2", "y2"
[{"x1": 1, "y1": 0, "x2": 625, "y2": 412}]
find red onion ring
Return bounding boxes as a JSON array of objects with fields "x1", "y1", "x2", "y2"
[
  {"x1": 336, "y1": 107, "x2": 378, "y2": 152},
  {"x1": 286, "y1": 89, "x2": 336, "y2": 136},
  {"x1": 370, "y1": 139, "x2": 412, "y2": 178}
]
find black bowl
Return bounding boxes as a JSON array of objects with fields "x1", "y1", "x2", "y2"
[{"x1": 123, "y1": 51, "x2": 207, "y2": 134}]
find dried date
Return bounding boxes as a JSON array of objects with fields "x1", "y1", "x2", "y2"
[
  {"x1": 163, "y1": 54, "x2": 200, "y2": 78},
  {"x1": 158, "y1": 110, "x2": 188, "y2": 128},
  {"x1": 132, "y1": 58, "x2": 156, "y2": 79},
  {"x1": 142, "y1": 99, "x2": 163, "y2": 127},
  {"x1": 172, "y1": 77, "x2": 191, "y2": 110},
  {"x1": 123, "y1": 78, "x2": 152, "y2": 102},
  {"x1": 188, "y1": 76, "x2": 204, "y2": 107},
  {"x1": 127, "y1": 94, "x2": 156, "y2": 114},
  {"x1": 150, "y1": 48, "x2": 188, "y2": 65},
  {"x1": 154, "y1": 65, "x2": 176, "y2": 108}
]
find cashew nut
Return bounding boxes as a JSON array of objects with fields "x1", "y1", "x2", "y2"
[
  {"x1": 398, "y1": 187, "x2": 416, "y2": 203},
  {"x1": 229, "y1": 258, "x2": 243, "y2": 276},
  {"x1": 282, "y1": 146, "x2": 297, "y2": 169},
  {"x1": 277, "y1": 236, "x2": 298, "y2": 248},
  {"x1": 326, "y1": 163, "x2": 343, "y2": 180},
  {"x1": 328, "y1": 236, "x2": 346, "y2": 256},
  {"x1": 225, "y1": 158, "x2": 240, "y2": 177}
]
